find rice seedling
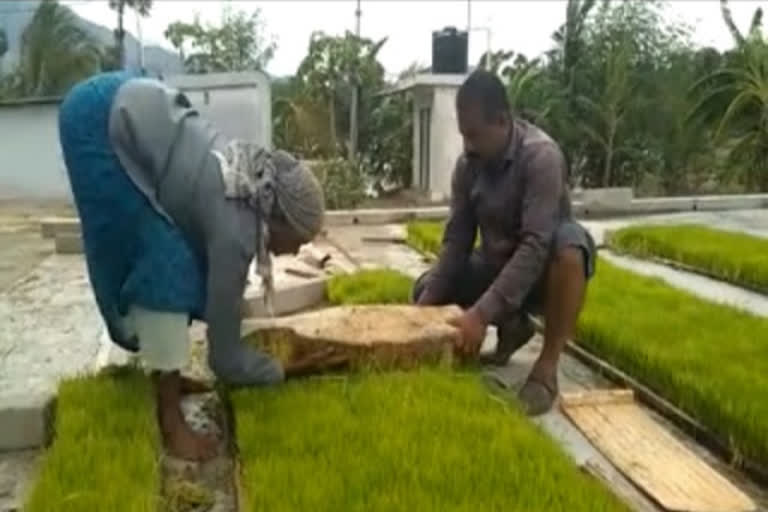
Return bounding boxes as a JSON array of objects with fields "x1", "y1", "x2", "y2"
[
  {"x1": 232, "y1": 369, "x2": 628, "y2": 511},
  {"x1": 609, "y1": 224, "x2": 768, "y2": 291},
  {"x1": 24, "y1": 366, "x2": 160, "y2": 512}
]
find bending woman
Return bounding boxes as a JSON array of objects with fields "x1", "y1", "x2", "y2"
[{"x1": 58, "y1": 71, "x2": 325, "y2": 461}]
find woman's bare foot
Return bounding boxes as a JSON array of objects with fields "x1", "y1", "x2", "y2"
[{"x1": 153, "y1": 371, "x2": 217, "y2": 461}]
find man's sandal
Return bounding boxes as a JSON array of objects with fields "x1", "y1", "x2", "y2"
[{"x1": 517, "y1": 376, "x2": 559, "y2": 416}]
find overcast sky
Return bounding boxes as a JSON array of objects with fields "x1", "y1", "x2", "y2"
[{"x1": 66, "y1": 0, "x2": 767, "y2": 78}]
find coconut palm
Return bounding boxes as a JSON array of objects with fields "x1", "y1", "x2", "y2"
[
  {"x1": 576, "y1": 41, "x2": 634, "y2": 187},
  {"x1": 109, "y1": 0, "x2": 152, "y2": 69},
  {"x1": 690, "y1": 40, "x2": 768, "y2": 191},
  {"x1": 12, "y1": 0, "x2": 101, "y2": 98}
]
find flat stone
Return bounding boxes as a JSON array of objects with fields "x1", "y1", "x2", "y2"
[
  {"x1": 582, "y1": 187, "x2": 634, "y2": 213},
  {"x1": 242, "y1": 304, "x2": 461, "y2": 370},
  {"x1": 0, "y1": 393, "x2": 52, "y2": 451},
  {"x1": 0, "y1": 450, "x2": 39, "y2": 512},
  {"x1": 39, "y1": 217, "x2": 80, "y2": 239},
  {"x1": 243, "y1": 278, "x2": 328, "y2": 318},
  {"x1": 0, "y1": 255, "x2": 103, "y2": 413},
  {"x1": 53, "y1": 234, "x2": 83, "y2": 255}
]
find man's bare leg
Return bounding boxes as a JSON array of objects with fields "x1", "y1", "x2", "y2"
[
  {"x1": 153, "y1": 371, "x2": 217, "y2": 461},
  {"x1": 518, "y1": 247, "x2": 586, "y2": 415}
]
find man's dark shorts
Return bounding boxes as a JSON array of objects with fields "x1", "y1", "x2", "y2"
[{"x1": 411, "y1": 221, "x2": 597, "y2": 320}]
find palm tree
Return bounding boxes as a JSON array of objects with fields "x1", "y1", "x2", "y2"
[
  {"x1": 690, "y1": 40, "x2": 768, "y2": 191},
  {"x1": 109, "y1": 0, "x2": 152, "y2": 69},
  {"x1": 0, "y1": 28, "x2": 7, "y2": 61},
  {"x1": 576, "y1": 41, "x2": 633, "y2": 187},
  {"x1": 720, "y1": 0, "x2": 763, "y2": 48},
  {"x1": 12, "y1": 0, "x2": 100, "y2": 98}
]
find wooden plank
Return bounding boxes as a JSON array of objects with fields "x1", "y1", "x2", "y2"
[
  {"x1": 562, "y1": 393, "x2": 756, "y2": 512},
  {"x1": 581, "y1": 458, "x2": 660, "y2": 512},
  {"x1": 561, "y1": 389, "x2": 635, "y2": 408},
  {"x1": 564, "y1": 342, "x2": 768, "y2": 486}
]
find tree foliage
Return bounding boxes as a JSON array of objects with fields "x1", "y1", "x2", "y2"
[
  {"x1": 4, "y1": 0, "x2": 101, "y2": 98},
  {"x1": 108, "y1": 0, "x2": 152, "y2": 69},
  {"x1": 164, "y1": 8, "x2": 276, "y2": 74},
  {"x1": 0, "y1": 28, "x2": 7, "y2": 60}
]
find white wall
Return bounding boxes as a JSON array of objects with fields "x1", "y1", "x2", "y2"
[
  {"x1": 428, "y1": 85, "x2": 463, "y2": 202},
  {"x1": 0, "y1": 72, "x2": 273, "y2": 201},
  {"x1": 167, "y1": 72, "x2": 272, "y2": 149},
  {"x1": 0, "y1": 103, "x2": 71, "y2": 200}
]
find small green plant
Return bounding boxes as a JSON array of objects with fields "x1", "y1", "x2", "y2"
[
  {"x1": 580, "y1": 258, "x2": 768, "y2": 467},
  {"x1": 326, "y1": 268, "x2": 414, "y2": 305},
  {"x1": 406, "y1": 221, "x2": 482, "y2": 261},
  {"x1": 24, "y1": 368, "x2": 160, "y2": 512},
  {"x1": 406, "y1": 221, "x2": 445, "y2": 258},
  {"x1": 233, "y1": 369, "x2": 628, "y2": 511},
  {"x1": 609, "y1": 224, "x2": 768, "y2": 291},
  {"x1": 310, "y1": 157, "x2": 367, "y2": 210}
]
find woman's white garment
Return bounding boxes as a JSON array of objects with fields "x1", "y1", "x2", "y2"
[{"x1": 121, "y1": 306, "x2": 189, "y2": 372}]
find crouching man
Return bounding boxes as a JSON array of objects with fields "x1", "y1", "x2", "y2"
[{"x1": 412, "y1": 70, "x2": 596, "y2": 416}]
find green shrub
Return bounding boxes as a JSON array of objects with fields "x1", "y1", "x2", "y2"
[
  {"x1": 310, "y1": 157, "x2": 367, "y2": 210},
  {"x1": 326, "y1": 268, "x2": 414, "y2": 305},
  {"x1": 609, "y1": 224, "x2": 768, "y2": 291}
]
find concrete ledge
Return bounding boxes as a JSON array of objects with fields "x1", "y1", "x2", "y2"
[
  {"x1": 40, "y1": 217, "x2": 81, "y2": 239},
  {"x1": 582, "y1": 187, "x2": 633, "y2": 212},
  {"x1": 0, "y1": 393, "x2": 53, "y2": 451},
  {"x1": 324, "y1": 206, "x2": 449, "y2": 226},
  {"x1": 54, "y1": 233, "x2": 83, "y2": 254},
  {"x1": 38, "y1": 194, "x2": 768, "y2": 234},
  {"x1": 244, "y1": 277, "x2": 328, "y2": 318}
]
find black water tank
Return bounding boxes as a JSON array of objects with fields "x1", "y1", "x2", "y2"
[{"x1": 432, "y1": 26, "x2": 468, "y2": 74}]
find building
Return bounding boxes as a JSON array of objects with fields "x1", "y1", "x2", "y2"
[
  {"x1": 165, "y1": 71, "x2": 272, "y2": 150},
  {"x1": 0, "y1": 71, "x2": 272, "y2": 200},
  {"x1": 385, "y1": 73, "x2": 467, "y2": 202},
  {"x1": 0, "y1": 97, "x2": 67, "y2": 199}
]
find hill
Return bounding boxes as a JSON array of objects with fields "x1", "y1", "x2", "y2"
[{"x1": 0, "y1": 0, "x2": 182, "y2": 76}]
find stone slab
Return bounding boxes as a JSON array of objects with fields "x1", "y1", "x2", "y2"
[
  {"x1": 243, "y1": 277, "x2": 328, "y2": 318},
  {"x1": 582, "y1": 187, "x2": 634, "y2": 213},
  {"x1": 325, "y1": 224, "x2": 430, "y2": 278},
  {"x1": 39, "y1": 217, "x2": 80, "y2": 239},
  {"x1": 242, "y1": 304, "x2": 462, "y2": 370},
  {"x1": 0, "y1": 255, "x2": 104, "y2": 450},
  {"x1": 0, "y1": 393, "x2": 52, "y2": 452},
  {"x1": 0, "y1": 449, "x2": 39, "y2": 511},
  {"x1": 0, "y1": 231, "x2": 52, "y2": 293},
  {"x1": 53, "y1": 233, "x2": 83, "y2": 254}
]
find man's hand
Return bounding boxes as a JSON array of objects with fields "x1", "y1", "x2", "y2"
[{"x1": 448, "y1": 308, "x2": 488, "y2": 359}]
